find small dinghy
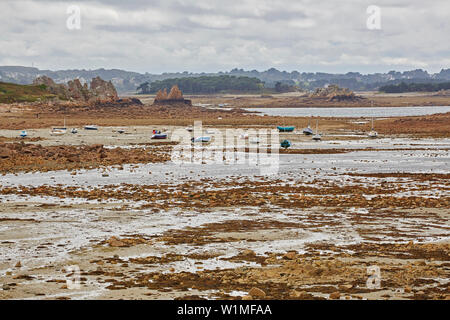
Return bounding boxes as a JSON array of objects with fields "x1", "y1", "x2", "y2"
[
  {"x1": 191, "y1": 136, "x2": 211, "y2": 143},
  {"x1": 312, "y1": 120, "x2": 321, "y2": 141},
  {"x1": 19, "y1": 130, "x2": 27, "y2": 138},
  {"x1": 117, "y1": 129, "x2": 125, "y2": 134},
  {"x1": 71, "y1": 128, "x2": 78, "y2": 134},
  {"x1": 303, "y1": 127, "x2": 313, "y2": 135},
  {"x1": 51, "y1": 118, "x2": 67, "y2": 135},
  {"x1": 303, "y1": 118, "x2": 313, "y2": 135},
  {"x1": 151, "y1": 133, "x2": 168, "y2": 139},
  {"x1": 277, "y1": 126, "x2": 295, "y2": 132},
  {"x1": 186, "y1": 126, "x2": 193, "y2": 132},
  {"x1": 84, "y1": 125, "x2": 98, "y2": 130},
  {"x1": 50, "y1": 128, "x2": 66, "y2": 136},
  {"x1": 280, "y1": 139, "x2": 291, "y2": 149},
  {"x1": 367, "y1": 118, "x2": 378, "y2": 138}
]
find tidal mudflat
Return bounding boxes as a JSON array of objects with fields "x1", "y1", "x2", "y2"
[{"x1": 1, "y1": 123, "x2": 448, "y2": 300}]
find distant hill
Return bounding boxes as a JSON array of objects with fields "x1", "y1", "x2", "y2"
[
  {"x1": 1, "y1": 66, "x2": 450, "y2": 93},
  {"x1": 0, "y1": 81, "x2": 57, "y2": 103}
]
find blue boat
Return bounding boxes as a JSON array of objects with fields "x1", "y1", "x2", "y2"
[
  {"x1": 280, "y1": 139, "x2": 291, "y2": 149},
  {"x1": 19, "y1": 130, "x2": 27, "y2": 138},
  {"x1": 277, "y1": 126, "x2": 295, "y2": 132}
]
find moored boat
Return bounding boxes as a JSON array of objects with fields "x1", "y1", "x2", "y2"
[
  {"x1": 303, "y1": 127, "x2": 313, "y2": 135},
  {"x1": 303, "y1": 118, "x2": 313, "y2": 135},
  {"x1": 191, "y1": 136, "x2": 211, "y2": 143},
  {"x1": 280, "y1": 139, "x2": 291, "y2": 149},
  {"x1": 151, "y1": 133, "x2": 168, "y2": 139},
  {"x1": 277, "y1": 126, "x2": 295, "y2": 132},
  {"x1": 84, "y1": 125, "x2": 98, "y2": 130},
  {"x1": 50, "y1": 128, "x2": 66, "y2": 136},
  {"x1": 51, "y1": 118, "x2": 67, "y2": 135},
  {"x1": 367, "y1": 118, "x2": 378, "y2": 138},
  {"x1": 312, "y1": 120, "x2": 321, "y2": 141},
  {"x1": 19, "y1": 130, "x2": 27, "y2": 138}
]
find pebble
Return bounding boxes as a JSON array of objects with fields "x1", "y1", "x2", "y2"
[{"x1": 249, "y1": 287, "x2": 266, "y2": 298}]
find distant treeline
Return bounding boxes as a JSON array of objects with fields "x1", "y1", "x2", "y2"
[
  {"x1": 379, "y1": 81, "x2": 450, "y2": 93},
  {"x1": 137, "y1": 75, "x2": 264, "y2": 94}
]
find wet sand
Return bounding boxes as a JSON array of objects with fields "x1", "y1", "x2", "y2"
[{"x1": 0, "y1": 99, "x2": 449, "y2": 300}]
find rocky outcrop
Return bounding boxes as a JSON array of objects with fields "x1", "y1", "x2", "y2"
[
  {"x1": 90, "y1": 76, "x2": 118, "y2": 102},
  {"x1": 154, "y1": 85, "x2": 191, "y2": 106},
  {"x1": 33, "y1": 76, "x2": 119, "y2": 103},
  {"x1": 167, "y1": 85, "x2": 183, "y2": 100},
  {"x1": 309, "y1": 85, "x2": 360, "y2": 101},
  {"x1": 33, "y1": 76, "x2": 70, "y2": 99}
]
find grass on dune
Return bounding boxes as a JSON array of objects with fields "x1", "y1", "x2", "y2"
[{"x1": 0, "y1": 81, "x2": 56, "y2": 103}]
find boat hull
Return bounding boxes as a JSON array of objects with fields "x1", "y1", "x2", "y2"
[
  {"x1": 303, "y1": 128, "x2": 313, "y2": 135},
  {"x1": 277, "y1": 126, "x2": 295, "y2": 132},
  {"x1": 191, "y1": 137, "x2": 211, "y2": 143},
  {"x1": 151, "y1": 134, "x2": 168, "y2": 139}
]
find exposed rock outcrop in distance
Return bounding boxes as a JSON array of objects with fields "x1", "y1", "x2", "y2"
[
  {"x1": 33, "y1": 75, "x2": 70, "y2": 100},
  {"x1": 33, "y1": 76, "x2": 119, "y2": 103},
  {"x1": 90, "y1": 76, "x2": 118, "y2": 102},
  {"x1": 153, "y1": 85, "x2": 191, "y2": 106},
  {"x1": 309, "y1": 85, "x2": 362, "y2": 101}
]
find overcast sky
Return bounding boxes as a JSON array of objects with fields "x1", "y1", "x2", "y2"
[{"x1": 0, "y1": 0, "x2": 449, "y2": 74}]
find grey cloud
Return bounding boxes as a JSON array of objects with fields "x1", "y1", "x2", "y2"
[{"x1": 0, "y1": 0, "x2": 448, "y2": 73}]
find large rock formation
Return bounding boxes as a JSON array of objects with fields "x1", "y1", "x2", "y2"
[
  {"x1": 33, "y1": 76, "x2": 70, "y2": 100},
  {"x1": 90, "y1": 76, "x2": 118, "y2": 102},
  {"x1": 309, "y1": 85, "x2": 359, "y2": 101},
  {"x1": 33, "y1": 76, "x2": 119, "y2": 103},
  {"x1": 167, "y1": 85, "x2": 183, "y2": 100},
  {"x1": 153, "y1": 85, "x2": 191, "y2": 106}
]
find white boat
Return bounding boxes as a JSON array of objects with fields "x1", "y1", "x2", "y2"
[
  {"x1": 50, "y1": 128, "x2": 66, "y2": 136},
  {"x1": 151, "y1": 133, "x2": 168, "y2": 139},
  {"x1": 240, "y1": 133, "x2": 249, "y2": 140},
  {"x1": 186, "y1": 126, "x2": 193, "y2": 132},
  {"x1": 303, "y1": 126, "x2": 313, "y2": 135},
  {"x1": 71, "y1": 128, "x2": 78, "y2": 134},
  {"x1": 303, "y1": 118, "x2": 314, "y2": 135},
  {"x1": 51, "y1": 118, "x2": 67, "y2": 135},
  {"x1": 84, "y1": 125, "x2": 98, "y2": 130},
  {"x1": 368, "y1": 118, "x2": 378, "y2": 138},
  {"x1": 312, "y1": 120, "x2": 321, "y2": 141},
  {"x1": 191, "y1": 136, "x2": 211, "y2": 143}
]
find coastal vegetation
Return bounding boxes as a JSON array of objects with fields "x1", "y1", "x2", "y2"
[
  {"x1": 0, "y1": 81, "x2": 56, "y2": 103},
  {"x1": 137, "y1": 75, "x2": 264, "y2": 94},
  {"x1": 379, "y1": 81, "x2": 450, "y2": 93}
]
